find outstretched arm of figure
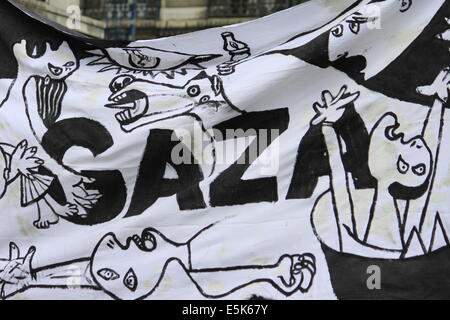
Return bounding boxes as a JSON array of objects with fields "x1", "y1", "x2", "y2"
[
  {"x1": 418, "y1": 67, "x2": 449, "y2": 157},
  {"x1": 311, "y1": 86, "x2": 361, "y2": 250},
  {"x1": 0, "y1": 242, "x2": 96, "y2": 299},
  {"x1": 416, "y1": 67, "x2": 450, "y2": 228},
  {"x1": 186, "y1": 253, "x2": 316, "y2": 298}
]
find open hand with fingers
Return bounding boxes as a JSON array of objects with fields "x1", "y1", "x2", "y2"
[
  {"x1": 417, "y1": 67, "x2": 450, "y2": 103},
  {"x1": 59, "y1": 174, "x2": 102, "y2": 217},
  {"x1": 311, "y1": 85, "x2": 360, "y2": 126},
  {"x1": 9, "y1": 140, "x2": 44, "y2": 181},
  {"x1": 0, "y1": 242, "x2": 36, "y2": 299},
  {"x1": 71, "y1": 176, "x2": 102, "y2": 213}
]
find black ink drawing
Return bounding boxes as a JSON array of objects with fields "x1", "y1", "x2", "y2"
[
  {"x1": 88, "y1": 46, "x2": 222, "y2": 79},
  {"x1": 104, "y1": 70, "x2": 242, "y2": 182},
  {"x1": 217, "y1": 32, "x2": 251, "y2": 75},
  {"x1": 102, "y1": 67, "x2": 289, "y2": 214},
  {"x1": 0, "y1": 0, "x2": 448, "y2": 301},
  {"x1": 0, "y1": 139, "x2": 82, "y2": 229},
  {"x1": 275, "y1": 0, "x2": 448, "y2": 105},
  {"x1": 284, "y1": 0, "x2": 448, "y2": 198},
  {"x1": 7, "y1": 40, "x2": 107, "y2": 227},
  {"x1": 0, "y1": 140, "x2": 66, "y2": 229},
  {"x1": 279, "y1": 0, "x2": 450, "y2": 299},
  {"x1": 105, "y1": 71, "x2": 242, "y2": 133},
  {"x1": 0, "y1": 37, "x2": 129, "y2": 227},
  {"x1": 302, "y1": 66, "x2": 450, "y2": 298},
  {"x1": 0, "y1": 224, "x2": 316, "y2": 300}
]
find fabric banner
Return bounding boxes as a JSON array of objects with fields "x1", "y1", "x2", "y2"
[{"x1": 0, "y1": 0, "x2": 449, "y2": 300}]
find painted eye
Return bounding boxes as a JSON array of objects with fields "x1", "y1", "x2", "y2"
[
  {"x1": 331, "y1": 24, "x2": 344, "y2": 37},
  {"x1": 187, "y1": 85, "x2": 201, "y2": 97},
  {"x1": 123, "y1": 268, "x2": 137, "y2": 292},
  {"x1": 397, "y1": 156, "x2": 409, "y2": 174},
  {"x1": 348, "y1": 21, "x2": 361, "y2": 34},
  {"x1": 110, "y1": 75, "x2": 135, "y2": 93},
  {"x1": 64, "y1": 61, "x2": 75, "y2": 67},
  {"x1": 97, "y1": 268, "x2": 119, "y2": 281},
  {"x1": 200, "y1": 95, "x2": 210, "y2": 104},
  {"x1": 400, "y1": 0, "x2": 412, "y2": 12},
  {"x1": 412, "y1": 164, "x2": 426, "y2": 176}
]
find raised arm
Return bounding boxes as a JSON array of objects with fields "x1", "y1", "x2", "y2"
[
  {"x1": 418, "y1": 68, "x2": 450, "y2": 154},
  {"x1": 416, "y1": 67, "x2": 450, "y2": 229},
  {"x1": 310, "y1": 86, "x2": 360, "y2": 251}
]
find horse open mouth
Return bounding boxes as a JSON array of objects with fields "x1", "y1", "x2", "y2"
[{"x1": 105, "y1": 89, "x2": 148, "y2": 125}]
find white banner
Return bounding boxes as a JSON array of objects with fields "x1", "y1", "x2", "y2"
[{"x1": 0, "y1": 0, "x2": 449, "y2": 300}]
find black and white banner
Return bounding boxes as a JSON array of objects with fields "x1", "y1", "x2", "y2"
[{"x1": 0, "y1": 0, "x2": 449, "y2": 300}]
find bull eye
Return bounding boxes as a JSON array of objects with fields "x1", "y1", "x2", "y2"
[
  {"x1": 123, "y1": 268, "x2": 138, "y2": 292},
  {"x1": 187, "y1": 85, "x2": 201, "y2": 97},
  {"x1": 200, "y1": 95, "x2": 210, "y2": 104},
  {"x1": 110, "y1": 75, "x2": 135, "y2": 93},
  {"x1": 397, "y1": 155, "x2": 409, "y2": 174},
  {"x1": 64, "y1": 61, "x2": 75, "y2": 67}
]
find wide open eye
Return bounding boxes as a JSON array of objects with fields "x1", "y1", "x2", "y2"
[
  {"x1": 412, "y1": 163, "x2": 426, "y2": 176},
  {"x1": 64, "y1": 61, "x2": 75, "y2": 67},
  {"x1": 187, "y1": 85, "x2": 201, "y2": 97},
  {"x1": 200, "y1": 95, "x2": 210, "y2": 104},
  {"x1": 397, "y1": 155, "x2": 409, "y2": 174},
  {"x1": 123, "y1": 268, "x2": 137, "y2": 292},
  {"x1": 331, "y1": 24, "x2": 344, "y2": 37},
  {"x1": 97, "y1": 268, "x2": 120, "y2": 281}
]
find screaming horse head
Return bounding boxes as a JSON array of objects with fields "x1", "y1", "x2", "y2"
[{"x1": 105, "y1": 71, "x2": 241, "y2": 132}]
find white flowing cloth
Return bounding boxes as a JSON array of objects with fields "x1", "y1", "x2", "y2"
[{"x1": 0, "y1": 0, "x2": 449, "y2": 300}]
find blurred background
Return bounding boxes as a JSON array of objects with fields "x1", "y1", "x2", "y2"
[{"x1": 12, "y1": 0, "x2": 309, "y2": 40}]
